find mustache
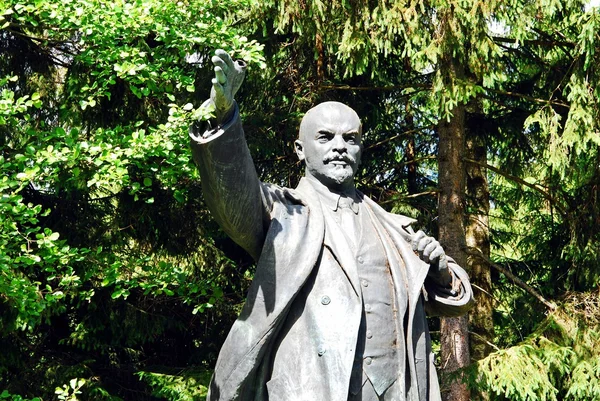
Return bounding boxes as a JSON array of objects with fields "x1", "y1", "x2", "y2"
[{"x1": 323, "y1": 153, "x2": 356, "y2": 164}]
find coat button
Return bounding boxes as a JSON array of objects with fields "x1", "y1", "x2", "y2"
[
  {"x1": 358, "y1": 256, "x2": 364, "y2": 264},
  {"x1": 365, "y1": 357, "x2": 372, "y2": 365},
  {"x1": 321, "y1": 295, "x2": 331, "y2": 305},
  {"x1": 366, "y1": 330, "x2": 373, "y2": 339},
  {"x1": 362, "y1": 280, "x2": 369, "y2": 287},
  {"x1": 318, "y1": 346, "x2": 326, "y2": 356},
  {"x1": 364, "y1": 304, "x2": 371, "y2": 312}
]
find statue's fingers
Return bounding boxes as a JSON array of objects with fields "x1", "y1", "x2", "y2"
[
  {"x1": 438, "y1": 254, "x2": 448, "y2": 271},
  {"x1": 412, "y1": 230, "x2": 426, "y2": 251},
  {"x1": 211, "y1": 56, "x2": 229, "y2": 75},
  {"x1": 214, "y1": 66, "x2": 227, "y2": 85},
  {"x1": 417, "y1": 236, "x2": 433, "y2": 253},
  {"x1": 428, "y1": 246, "x2": 444, "y2": 263},
  {"x1": 215, "y1": 49, "x2": 235, "y2": 71},
  {"x1": 423, "y1": 241, "x2": 439, "y2": 260},
  {"x1": 212, "y1": 78, "x2": 225, "y2": 98}
]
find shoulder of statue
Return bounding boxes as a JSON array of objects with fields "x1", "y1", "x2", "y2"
[{"x1": 262, "y1": 182, "x2": 308, "y2": 207}]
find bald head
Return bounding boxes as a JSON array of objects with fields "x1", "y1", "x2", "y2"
[
  {"x1": 299, "y1": 102, "x2": 362, "y2": 141},
  {"x1": 295, "y1": 102, "x2": 363, "y2": 193}
]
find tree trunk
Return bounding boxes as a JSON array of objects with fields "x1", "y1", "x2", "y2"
[
  {"x1": 466, "y1": 124, "x2": 494, "y2": 362},
  {"x1": 465, "y1": 123, "x2": 493, "y2": 401},
  {"x1": 315, "y1": 32, "x2": 324, "y2": 83},
  {"x1": 405, "y1": 104, "x2": 418, "y2": 195},
  {"x1": 437, "y1": 26, "x2": 470, "y2": 400},
  {"x1": 438, "y1": 108, "x2": 471, "y2": 401}
]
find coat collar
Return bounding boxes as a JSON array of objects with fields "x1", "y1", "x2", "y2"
[{"x1": 303, "y1": 176, "x2": 360, "y2": 214}]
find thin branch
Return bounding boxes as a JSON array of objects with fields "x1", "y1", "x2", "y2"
[
  {"x1": 471, "y1": 283, "x2": 493, "y2": 300},
  {"x1": 492, "y1": 36, "x2": 575, "y2": 49},
  {"x1": 397, "y1": 155, "x2": 437, "y2": 167},
  {"x1": 378, "y1": 190, "x2": 438, "y2": 205},
  {"x1": 466, "y1": 247, "x2": 557, "y2": 311},
  {"x1": 362, "y1": 155, "x2": 437, "y2": 183},
  {"x1": 469, "y1": 331, "x2": 501, "y2": 352},
  {"x1": 256, "y1": 154, "x2": 292, "y2": 163},
  {"x1": 88, "y1": 193, "x2": 120, "y2": 202},
  {"x1": 318, "y1": 83, "x2": 429, "y2": 92},
  {"x1": 47, "y1": 53, "x2": 71, "y2": 68},
  {"x1": 484, "y1": 88, "x2": 569, "y2": 109},
  {"x1": 5, "y1": 27, "x2": 70, "y2": 46},
  {"x1": 532, "y1": 27, "x2": 575, "y2": 61},
  {"x1": 365, "y1": 125, "x2": 435, "y2": 150},
  {"x1": 463, "y1": 158, "x2": 568, "y2": 217},
  {"x1": 472, "y1": 274, "x2": 525, "y2": 341}
]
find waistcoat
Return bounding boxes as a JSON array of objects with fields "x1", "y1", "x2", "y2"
[{"x1": 333, "y1": 203, "x2": 409, "y2": 397}]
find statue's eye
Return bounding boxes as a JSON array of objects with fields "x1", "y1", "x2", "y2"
[
  {"x1": 316, "y1": 132, "x2": 333, "y2": 142},
  {"x1": 344, "y1": 133, "x2": 359, "y2": 144}
]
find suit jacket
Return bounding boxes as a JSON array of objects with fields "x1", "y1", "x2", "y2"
[{"x1": 190, "y1": 106, "x2": 474, "y2": 401}]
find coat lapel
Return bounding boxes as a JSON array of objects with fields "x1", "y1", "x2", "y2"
[
  {"x1": 362, "y1": 196, "x2": 434, "y2": 401},
  {"x1": 362, "y1": 196, "x2": 429, "y2": 304}
]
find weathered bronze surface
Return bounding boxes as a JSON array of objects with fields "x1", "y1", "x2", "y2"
[{"x1": 189, "y1": 50, "x2": 473, "y2": 401}]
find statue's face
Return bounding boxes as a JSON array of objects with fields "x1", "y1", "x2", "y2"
[{"x1": 295, "y1": 102, "x2": 362, "y2": 192}]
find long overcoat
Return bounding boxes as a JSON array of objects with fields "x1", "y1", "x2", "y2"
[{"x1": 190, "y1": 107, "x2": 474, "y2": 401}]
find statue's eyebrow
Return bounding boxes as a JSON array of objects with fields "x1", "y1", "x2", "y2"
[{"x1": 316, "y1": 130, "x2": 334, "y2": 136}]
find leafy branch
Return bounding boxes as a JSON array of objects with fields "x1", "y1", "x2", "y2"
[
  {"x1": 467, "y1": 246, "x2": 557, "y2": 311},
  {"x1": 464, "y1": 158, "x2": 569, "y2": 218}
]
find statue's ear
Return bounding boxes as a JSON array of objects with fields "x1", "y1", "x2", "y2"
[{"x1": 294, "y1": 140, "x2": 305, "y2": 161}]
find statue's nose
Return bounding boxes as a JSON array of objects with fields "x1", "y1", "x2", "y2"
[{"x1": 331, "y1": 135, "x2": 347, "y2": 152}]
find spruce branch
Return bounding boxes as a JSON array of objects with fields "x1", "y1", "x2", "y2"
[
  {"x1": 365, "y1": 126, "x2": 436, "y2": 150},
  {"x1": 378, "y1": 190, "x2": 439, "y2": 205},
  {"x1": 484, "y1": 89, "x2": 569, "y2": 109},
  {"x1": 466, "y1": 247, "x2": 557, "y2": 311},
  {"x1": 463, "y1": 158, "x2": 569, "y2": 218},
  {"x1": 318, "y1": 83, "x2": 429, "y2": 92},
  {"x1": 469, "y1": 331, "x2": 500, "y2": 352},
  {"x1": 491, "y1": 35, "x2": 575, "y2": 49}
]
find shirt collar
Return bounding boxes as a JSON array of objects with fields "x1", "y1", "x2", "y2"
[{"x1": 305, "y1": 176, "x2": 360, "y2": 214}]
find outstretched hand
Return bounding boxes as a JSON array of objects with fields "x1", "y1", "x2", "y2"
[{"x1": 210, "y1": 49, "x2": 247, "y2": 123}]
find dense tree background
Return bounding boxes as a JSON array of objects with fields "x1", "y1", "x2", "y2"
[{"x1": 1, "y1": 0, "x2": 600, "y2": 400}]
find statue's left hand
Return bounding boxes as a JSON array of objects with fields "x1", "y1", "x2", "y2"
[{"x1": 412, "y1": 230, "x2": 448, "y2": 272}]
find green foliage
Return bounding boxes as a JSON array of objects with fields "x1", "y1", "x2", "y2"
[
  {"x1": 0, "y1": 85, "x2": 90, "y2": 332},
  {"x1": 55, "y1": 378, "x2": 85, "y2": 401},
  {"x1": 0, "y1": 390, "x2": 41, "y2": 401},
  {"x1": 1, "y1": 0, "x2": 262, "y2": 399},
  {"x1": 468, "y1": 291, "x2": 600, "y2": 401},
  {"x1": 137, "y1": 369, "x2": 211, "y2": 401}
]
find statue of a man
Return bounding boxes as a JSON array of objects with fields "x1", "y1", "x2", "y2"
[{"x1": 189, "y1": 50, "x2": 473, "y2": 401}]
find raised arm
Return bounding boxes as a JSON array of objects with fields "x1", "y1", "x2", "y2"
[{"x1": 189, "y1": 50, "x2": 268, "y2": 260}]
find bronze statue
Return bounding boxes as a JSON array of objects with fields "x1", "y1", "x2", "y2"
[{"x1": 189, "y1": 50, "x2": 473, "y2": 401}]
